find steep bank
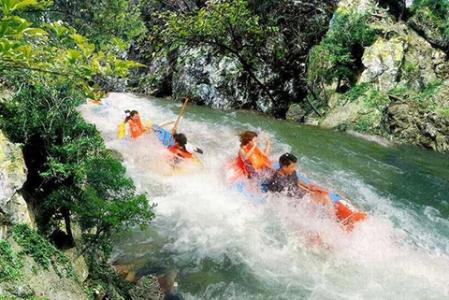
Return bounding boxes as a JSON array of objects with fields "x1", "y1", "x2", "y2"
[
  {"x1": 311, "y1": 0, "x2": 449, "y2": 152},
  {"x1": 132, "y1": 0, "x2": 449, "y2": 153},
  {"x1": 0, "y1": 86, "x2": 160, "y2": 299},
  {"x1": 0, "y1": 129, "x2": 88, "y2": 299}
]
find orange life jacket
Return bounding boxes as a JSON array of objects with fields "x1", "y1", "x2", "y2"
[
  {"x1": 241, "y1": 144, "x2": 272, "y2": 171},
  {"x1": 168, "y1": 145, "x2": 193, "y2": 159},
  {"x1": 128, "y1": 117, "x2": 145, "y2": 139}
]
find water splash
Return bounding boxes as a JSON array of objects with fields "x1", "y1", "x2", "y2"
[{"x1": 80, "y1": 93, "x2": 449, "y2": 300}]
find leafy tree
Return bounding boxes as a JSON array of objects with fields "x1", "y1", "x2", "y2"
[
  {"x1": 307, "y1": 11, "x2": 377, "y2": 107},
  {"x1": 156, "y1": 0, "x2": 282, "y2": 106},
  {"x1": 0, "y1": 0, "x2": 141, "y2": 99},
  {"x1": 43, "y1": 0, "x2": 147, "y2": 51},
  {"x1": 0, "y1": 85, "x2": 154, "y2": 254}
]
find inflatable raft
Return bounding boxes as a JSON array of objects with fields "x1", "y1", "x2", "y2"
[
  {"x1": 152, "y1": 125, "x2": 202, "y2": 176},
  {"x1": 227, "y1": 161, "x2": 367, "y2": 231}
]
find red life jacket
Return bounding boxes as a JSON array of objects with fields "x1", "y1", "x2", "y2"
[{"x1": 168, "y1": 145, "x2": 193, "y2": 159}]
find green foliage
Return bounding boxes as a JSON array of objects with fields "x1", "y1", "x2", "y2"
[
  {"x1": 411, "y1": 0, "x2": 449, "y2": 40},
  {"x1": 157, "y1": 0, "x2": 279, "y2": 59},
  {"x1": 0, "y1": 0, "x2": 141, "y2": 99},
  {"x1": 0, "y1": 84, "x2": 154, "y2": 254},
  {"x1": 49, "y1": 0, "x2": 147, "y2": 51},
  {"x1": 343, "y1": 83, "x2": 371, "y2": 103},
  {"x1": 12, "y1": 224, "x2": 75, "y2": 278},
  {"x1": 308, "y1": 11, "x2": 377, "y2": 88},
  {"x1": 84, "y1": 256, "x2": 134, "y2": 299},
  {"x1": 341, "y1": 83, "x2": 389, "y2": 109},
  {"x1": 0, "y1": 239, "x2": 23, "y2": 282}
]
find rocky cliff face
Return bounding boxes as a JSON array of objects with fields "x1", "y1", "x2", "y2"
[
  {"x1": 317, "y1": 0, "x2": 449, "y2": 151},
  {"x1": 0, "y1": 129, "x2": 91, "y2": 299},
  {"x1": 134, "y1": 0, "x2": 449, "y2": 152},
  {"x1": 0, "y1": 130, "x2": 33, "y2": 238},
  {"x1": 133, "y1": 0, "x2": 336, "y2": 116}
]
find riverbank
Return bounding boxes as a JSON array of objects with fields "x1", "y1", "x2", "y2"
[{"x1": 131, "y1": 0, "x2": 449, "y2": 153}]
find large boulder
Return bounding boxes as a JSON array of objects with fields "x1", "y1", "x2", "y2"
[
  {"x1": 172, "y1": 47, "x2": 247, "y2": 109},
  {"x1": 0, "y1": 130, "x2": 33, "y2": 238},
  {"x1": 385, "y1": 102, "x2": 449, "y2": 152},
  {"x1": 360, "y1": 21, "x2": 449, "y2": 91},
  {"x1": 359, "y1": 36, "x2": 406, "y2": 90}
]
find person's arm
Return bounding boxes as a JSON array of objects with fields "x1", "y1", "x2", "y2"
[{"x1": 263, "y1": 138, "x2": 271, "y2": 155}]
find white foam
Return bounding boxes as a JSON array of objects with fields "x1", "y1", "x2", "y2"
[{"x1": 80, "y1": 93, "x2": 449, "y2": 299}]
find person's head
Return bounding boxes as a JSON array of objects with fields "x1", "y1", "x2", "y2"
[
  {"x1": 239, "y1": 131, "x2": 258, "y2": 147},
  {"x1": 279, "y1": 153, "x2": 297, "y2": 175},
  {"x1": 130, "y1": 110, "x2": 139, "y2": 120},
  {"x1": 124, "y1": 110, "x2": 139, "y2": 122},
  {"x1": 173, "y1": 133, "x2": 188, "y2": 150}
]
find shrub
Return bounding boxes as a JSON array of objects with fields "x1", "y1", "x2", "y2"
[
  {"x1": 0, "y1": 239, "x2": 23, "y2": 282},
  {"x1": 308, "y1": 11, "x2": 378, "y2": 92},
  {"x1": 12, "y1": 224, "x2": 75, "y2": 278}
]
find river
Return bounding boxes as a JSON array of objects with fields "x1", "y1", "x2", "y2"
[{"x1": 80, "y1": 93, "x2": 449, "y2": 300}]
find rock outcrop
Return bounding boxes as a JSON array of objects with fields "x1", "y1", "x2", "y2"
[
  {"x1": 386, "y1": 100, "x2": 449, "y2": 152},
  {"x1": 318, "y1": 0, "x2": 449, "y2": 151},
  {"x1": 0, "y1": 238, "x2": 88, "y2": 300},
  {"x1": 0, "y1": 130, "x2": 33, "y2": 238}
]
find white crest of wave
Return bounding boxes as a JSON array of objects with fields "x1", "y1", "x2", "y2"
[{"x1": 80, "y1": 93, "x2": 449, "y2": 299}]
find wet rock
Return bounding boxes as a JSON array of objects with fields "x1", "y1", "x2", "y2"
[
  {"x1": 286, "y1": 103, "x2": 306, "y2": 122},
  {"x1": 129, "y1": 275, "x2": 164, "y2": 300},
  {"x1": 172, "y1": 47, "x2": 247, "y2": 110},
  {"x1": 113, "y1": 263, "x2": 137, "y2": 283}
]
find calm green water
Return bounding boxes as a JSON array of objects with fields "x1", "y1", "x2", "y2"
[{"x1": 82, "y1": 93, "x2": 449, "y2": 300}]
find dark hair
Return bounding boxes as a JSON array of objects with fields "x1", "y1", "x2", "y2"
[
  {"x1": 125, "y1": 110, "x2": 139, "y2": 123},
  {"x1": 239, "y1": 131, "x2": 258, "y2": 147},
  {"x1": 173, "y1": 133, "x2": 188, "y2": 150},
  {"x1": 279, "y1": 153, "x2": 297, "y2": 167}
]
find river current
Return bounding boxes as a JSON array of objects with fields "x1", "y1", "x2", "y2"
[{"x1": 80, "y1": 93, "x2": 449, "y2": 300}]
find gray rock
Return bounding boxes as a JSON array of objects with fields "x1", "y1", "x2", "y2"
[
  {"x1": 286, "y1": 103, "x2": 306, "y2": 122},
  {"x1": 385, "y1": 103, "x2": 449, "y2": 151},
  {"x1": 408, "y1": 9, "x2": 449, "y2": 51},
  {"x1": 129, "y1": 275, "x2": 163, "y2": 300},
  {"x1": 172, "y1": 47, "x2": 247, "y2": 110},
  {"x1": 0, "y1": 130, "x2": 34, "y2": 238}
]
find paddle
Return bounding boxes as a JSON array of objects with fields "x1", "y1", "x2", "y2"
[{"x1": 171, "y1": 97, "x2": 189, "y2": 135}]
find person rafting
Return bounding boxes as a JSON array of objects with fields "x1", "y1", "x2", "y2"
[
  {"x1": 265, "y1": 153, "x2": 308, "y2": 199},
  {"x1": 168, "y1": 133, "x2": 203, "y2": 163},
  {"x1": 116, "y1": 110, "x2": 151, "y2": 140},
  {"x1": 236, "y1": 131, "x2": 273, "y2": 179}
]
